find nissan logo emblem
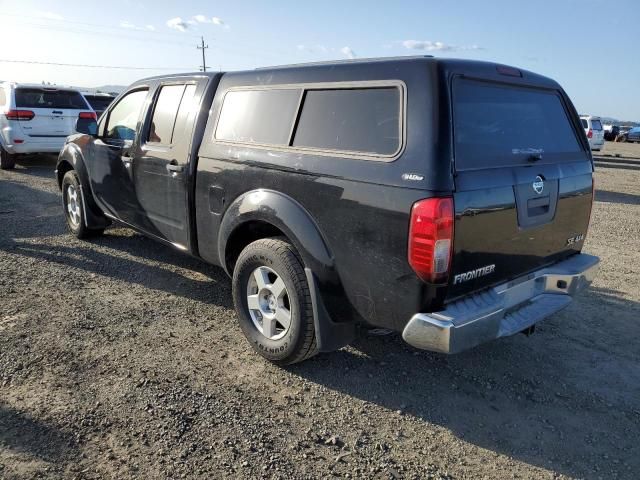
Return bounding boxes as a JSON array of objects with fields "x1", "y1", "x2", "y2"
[{"x1": 532, "y1": 175, "x2": 544, "y2": 194}]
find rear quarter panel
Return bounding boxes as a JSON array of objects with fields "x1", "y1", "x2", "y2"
[{"x1": 195, "y1": 59, "x2": 453, "y2": 330}]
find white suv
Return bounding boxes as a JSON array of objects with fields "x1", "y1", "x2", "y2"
[
  {"x1": 580, "y1": 115, "x2": 605, "y2": 151},
  {"x1": 0, "y1": 82, "x2": 95, "y2": 169}
]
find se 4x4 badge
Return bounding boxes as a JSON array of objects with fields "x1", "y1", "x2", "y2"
[{"x1": 566, "y1": 234, "x2": 585, "y2": 246}]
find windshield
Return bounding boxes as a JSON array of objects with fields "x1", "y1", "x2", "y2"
[{"x1": 453, "y1": 78, "x2": 584, "y2": 170}]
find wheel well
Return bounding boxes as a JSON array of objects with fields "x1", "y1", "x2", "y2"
[
  {"x1": 225, "y1": 221, "x2": 287, "y2": 273},
  {"x1": 57, "y1": 160, "x2": 73, "y2": 189}
]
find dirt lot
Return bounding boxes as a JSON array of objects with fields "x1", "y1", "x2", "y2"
[
  {"x1": 1, "y1": 147, "x2": 639, "y2": 480},
  {"x1": 594, "y1": 141, "x2": 640, "y2": 160}
]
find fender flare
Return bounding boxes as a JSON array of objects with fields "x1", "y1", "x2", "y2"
[
  {"x1": 218, "y1": 189, "x2": 356, "y2": 351},
  {"x1": 218, "y1": 189, "x2": 334, "y2": 276},
  {"x1": 57, "y1": 142, "x2": 110, "y2": 229}
]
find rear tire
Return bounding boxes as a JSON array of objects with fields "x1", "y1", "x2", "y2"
[
  {"x1": 0, "y1": 149, "x2": 16, "y2": 170},
  {"x1": 232, "y1": 237, "x2": 318, "y2": 365},
  {"x1": 61, "y1": 171, "x2": 103, "y2": 239}
]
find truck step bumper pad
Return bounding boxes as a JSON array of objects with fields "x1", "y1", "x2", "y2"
[{"x1": 402, "y1": 253, "x2": 600, "y2": 354}]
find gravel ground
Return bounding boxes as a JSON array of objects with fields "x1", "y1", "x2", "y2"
[{"x1": 0, "y1": 152, "x2": 639, "y2": 480}]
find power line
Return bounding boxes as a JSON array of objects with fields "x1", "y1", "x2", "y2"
[
  {"x1": 0, "y1": 14, "x2": 200, "y2": 39},
  {"x1": 0, "y1": 59, "x2": 193, "y2": 71},
  {"x1": 10, "y1": 21, "x2": 195, "y2": 48}
]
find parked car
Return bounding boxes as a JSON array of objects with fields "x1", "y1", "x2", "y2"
[
  {"x1": 624, "y1": 126, "x2": 640, "y2": 143},
  {"x1": 56, "y1": 57, "x2": 599, "y2": 364},
  {"x1": 82, "y1": 93, "x2": 116, "y2": 119},
  {"x1": 0, "y1": 82, "x2": 95, "y2": 169},
  {"x1": 580, "y1": 115, "x2": 605, "y2": 151},
  {"x1": 603, "y1": 124, "x2": 620, "y2": 141}
]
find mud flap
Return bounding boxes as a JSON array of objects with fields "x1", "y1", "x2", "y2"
[{"x1": 305, "y1": 268, "x2": 356, "y2": 352}]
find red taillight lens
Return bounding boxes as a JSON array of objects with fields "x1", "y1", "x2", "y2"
[
  {"x1": 79, "y1": 111, "x2": 97, "y2": 120},
  {"x1": 408, "y1": 197, "x2": 454, "y2": 283},
  {"x1": 587, "y1": 129, "x2": 593, "y2": 139},
  {"x1": 5, "y1": 109, "x2": 35, "y2": 121}
]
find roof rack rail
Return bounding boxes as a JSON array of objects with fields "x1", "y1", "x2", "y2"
[{"x1": 255, "y1": 55, "x2": 434, "y2": 70}]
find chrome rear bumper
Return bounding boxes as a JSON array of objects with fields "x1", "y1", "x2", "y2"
[{"x1": 402, "y1": 253, "x2": 599, "y2": 354}]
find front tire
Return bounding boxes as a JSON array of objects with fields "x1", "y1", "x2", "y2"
[
  {"x1": 0, "y1": 149, "x2": 15, "y2": 170},
  {"x1": 61, "y1": 171, "x2": 103, "y2": 239},
  {"x1": 232, "y1": 237, "x2": 318, "y2": 365}
]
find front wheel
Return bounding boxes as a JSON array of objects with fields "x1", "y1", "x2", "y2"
[
  {"x1": 61, "y1": 171, "x2": 103, "y2": 239},
  {"x1": 232, "y1": 237, "x2": 318, "y2": 365},
  {"x1": 0, "y1": 149, "x2": 16, "y2": 170}
]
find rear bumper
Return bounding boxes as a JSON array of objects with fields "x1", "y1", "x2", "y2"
[
  {"x1": 402, "y1": 253, "x2": 599, "y2": 354},
  {"x1": 5, "y1": 139, "x2": 66, "y2": 154}
]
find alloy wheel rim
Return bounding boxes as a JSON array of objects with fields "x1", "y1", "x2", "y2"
[
  {"x1": 246, "y1": 266, "x2": 291, "y2": 340},
  {"x1": 66, "y1": 184, "x2": 81, "y2": 227}
]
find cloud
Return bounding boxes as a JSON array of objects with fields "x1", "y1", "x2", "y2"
[
  {"x1": 120, "y1": 20, "x2": 157, "y2": 31},
  {"x1": 169, "y1": 15, "x2": 228, "y2": 31},
  {"x1": 340, "y1": 46, "x2": 356, "y2": 59},
  {"x1": 402, "y1": 40, "x2": 484, "y2": 52},
  {"x1": 402, "y1": 40, "x2": 454, "y2": 51},
  {"x1": 167, "y1": 17, "x2": 189, "y2": 32},
  {"x1": 37, "y1": 11, "x2": 64, "y2": 20}
]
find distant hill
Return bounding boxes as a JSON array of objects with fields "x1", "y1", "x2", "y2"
[
  {"x1": 93, "y1": 85, "x2": 126, "y2": 94},
  {"x1": 73, "y1": 84, "x2": 126, "y2": 96},
  {"x1": 600, "y1": 117, "x2": 639, "y2": 127}
]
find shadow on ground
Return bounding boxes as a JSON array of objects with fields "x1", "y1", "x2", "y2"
[
  {"x1": 595, "y1": 189, "x2": 640, "y2": 205},
  {"x1": 0, "y1": 404, "x2": 78, "y2": 464},
  {"x1": 289, "y1": 286, "x2": 640, "y2": 479},
  {"x1": 8, "y1": 154, "x2": 59, "y2": 180}
]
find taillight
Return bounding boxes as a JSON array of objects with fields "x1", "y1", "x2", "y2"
[
  {"x1": 587, "y1": 129, "x2": 593, "y2": 139},
  {"x1": 79, "y1": 111, "x2": 97, "y2": 120},
  {"x1": 5, "y1": 109, "x2": 35, "y2": 121},
  {"x1": 408, "y1": 197, "x2": 454, "y2": 284}
]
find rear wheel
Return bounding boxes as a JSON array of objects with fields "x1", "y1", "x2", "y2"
[
  {"x1": 0, "y1": 149, "x2": 15, "y2": 170},
  {"x1": 62, "y1": 171, "x2": 103, "y2": 239},
  {"x1": 232, "y1": 237, "x2": 318, "y2": 365}
]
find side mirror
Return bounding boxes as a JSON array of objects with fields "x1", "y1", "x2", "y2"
[{"x1": 75, "y1": 118, "x2": 98, "y2": 136}]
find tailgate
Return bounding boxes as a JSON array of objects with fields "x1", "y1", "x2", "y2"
[
  {"x1": 14, "y1": 87, "x2": 88, "y2": 141},
  {"x1": 448, "y1": 77, "x2": 593, "y2": 300}
]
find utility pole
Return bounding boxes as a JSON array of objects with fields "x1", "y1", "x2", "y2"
[{"x1": 197, "y1": 36, "x2": 208, "y2": 72}]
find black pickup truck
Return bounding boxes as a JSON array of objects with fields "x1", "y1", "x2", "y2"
[{"x1": 56, "y1": 56, "x2": 599, "y2": 364}]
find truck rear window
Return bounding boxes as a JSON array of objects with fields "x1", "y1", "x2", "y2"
[
  {"x1": 453, "y1": 79, "x2": 584, "y2": 170},
  {"x1": 15, "y1": 88, "x2": 88, "y2": 110}
]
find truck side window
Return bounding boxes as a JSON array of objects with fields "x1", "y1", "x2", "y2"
[
  {"x1": 170, "y1": 84, "x2": 197, "y2": 143},
  {"x1": 105, "y1": 89, "x2": 148, "y2": 141},
  {"x1": 148, "y1": 84, "x2": 186, "y2": 144},
  {"x1": 215, "y1": 89, "x2": 301, "y2": 145},
  {"x1": 292, "y1": 87, "x2": 401, "y2": 156}
]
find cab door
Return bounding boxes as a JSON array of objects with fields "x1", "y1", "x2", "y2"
[
  {"x1": 87, "y1": 88, "x2": 150, "y2": 223},
  {"x1": 131, "y1": 81, "x2": 200, "y2": 249}
]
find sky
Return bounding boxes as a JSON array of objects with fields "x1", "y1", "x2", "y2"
[{"x1": 0, "y1": 0, "x2": 638, "y2": 120}]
